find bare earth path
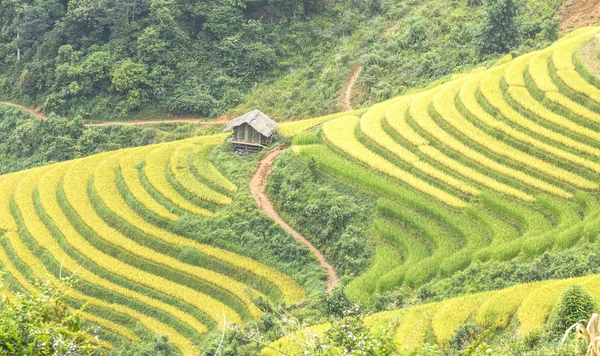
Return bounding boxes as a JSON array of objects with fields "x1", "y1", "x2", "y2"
[
  {"x1": 0, "y1": 101, "x2": 46, "y2": 119},
  {"x1": 250, "y1": 149, "x2": 339, "y2": 293},
  {"x1": 85, "y1": 119, "x2": 224, "y2": 127},
  {"x1": 0, "y1": 101, "x2": 225, "y2": 129},
  {"x1": 338, "y1": 64, "x2": 363, "y2": 111},
  {"x1": 558, "y1": 0, "x2": 600, "y2": 31}
]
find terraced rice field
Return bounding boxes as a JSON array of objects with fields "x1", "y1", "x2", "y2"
[
  {"x1": 264, "y1": 27, "x2": 600, "y2": 352},
  {"x1": 0, "y1": 134, "x2": 306, "y2": 355},
  {"x1": 263, "y1": 274, "x2": 600, "y2": 355},
  {"x1": 285, "y1": 26, "x2": 600, "y2": 304}
]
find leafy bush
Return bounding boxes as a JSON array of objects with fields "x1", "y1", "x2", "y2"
[
  {"x1": 548, "y1": 285, "x2": 598, "y2": 334},
  {"x1": 302, "y1": 305, "x2": 397, "y2": 356},
  {"x1": 268, "y1": 150, "x2": 374, "y2": 277},
  {"x1": 0, "y1": 279, "x2": 99, "y2": 355}
]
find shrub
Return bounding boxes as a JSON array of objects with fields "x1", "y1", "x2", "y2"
[{"x1": 549, "y1": 285, "x2": 598, "y2": 334}]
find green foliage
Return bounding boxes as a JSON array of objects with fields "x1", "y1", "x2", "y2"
[
  {"x1": 0, "y1": 278, "x2": 99, "y2": 355},
  {"x1": 0, "y1": 0, "x2": 563, "y2": 120},
  {"x1": 477, "y1": 0, "x2": 522, "y2": 55},
  {"x1": 268, "y1": 151, "x2": 375, "y2": 277},
  {"x1": 108, "y1": 335, "x2": 177, "y2": 356},
  {"x1": 416, "y1": 246, "x2": 600, "y2": 303},
  {"x1": 0, "y1": 107, "x2": 158, "y2": 174},
  {"x1": 315, "y1": 287, "x2": 353, "y2": 318},
  {"x1": 548, "y1": 285, "x2": 598, "y2": 334},
  {"x1": 303, "y1": 305, "x2": 397, "y2": 355}
]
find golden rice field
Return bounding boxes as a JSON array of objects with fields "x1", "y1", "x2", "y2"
[
  {"x1": 0, "y1": 134, "x2": 306, "y2": 355},
  {"x1": 3, "y1": 21, "x2": 600, "y2": 355},
  {"x1": 262, "y1": 274, "x2": 600, "y2": 355},
  {"x1": 263, "y1": 26, "x2": 600, "y2": 350}
]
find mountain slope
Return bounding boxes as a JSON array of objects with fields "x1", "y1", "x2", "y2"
[{"x1": 260, "y1": 26, "x2": 600, "y2": 353}]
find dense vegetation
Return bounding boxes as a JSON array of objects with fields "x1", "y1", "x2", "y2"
[
  {"x1": 0, "y1": 106, "x2": 161, "y2": 174},
  {"x1": 0, "y1": 0, "x2": 562, "y2": 121},
  {"x1": 268, "y1": 150, "x2": 375, "y2": 278},
  {"x1": 2, "y1": 0, "x2": 600, "y2": 354},
  {"x1": 262, "y1": 26, "x2": 600, "y2": 354}
]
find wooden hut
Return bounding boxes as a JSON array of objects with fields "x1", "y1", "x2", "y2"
[{"x1": 223, "y1": 110, "x2": 277, "y2": 152}]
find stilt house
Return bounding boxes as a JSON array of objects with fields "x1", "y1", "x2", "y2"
[{"x1": 223, "y1": 110, "x2": 277, "y2": 151}]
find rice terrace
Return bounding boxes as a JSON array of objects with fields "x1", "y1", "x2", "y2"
[{"x1": 2, "y1": 0, "x2": 600, "y2": 355}]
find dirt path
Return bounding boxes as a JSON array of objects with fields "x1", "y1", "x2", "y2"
[
  {"x1": 338, "y1": 64, "x2": 364, "y2": 111},
  {"x1": 558, "y1": 0, "x2": 600, "y2": 31},
  {"x1": 250, "y1": 149, "x2": 339, "y2": 293},
  {"x1": 0, "y1": 101, "x2": 227, "y2": 128},
  {"x1": 85, "y1": 119, "x2": 225, "y2": 127},
  {"x1": 0, "y1": 101, "x2": 46, "y2": 119}
]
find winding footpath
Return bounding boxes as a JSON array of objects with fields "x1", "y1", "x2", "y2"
[
  {"x1": 250, "y1": 149, "x2": 339, "y2": 293},
  {"x1": 339, "y1": 65, "x2": 363, "y2": 111},
  {"x1": 0, "y1": 101, "x2": 46, "y2": 119},
  {"x1": 0, "y1": 101, "x2": 226, "y2": 128}
]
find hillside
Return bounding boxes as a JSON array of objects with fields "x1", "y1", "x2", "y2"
[
  {"x1": 0, "y1": 133, "x2": 326, "y2": 354},
  {"x1": 2, "y1": 2, "x2": 600, "y2": 355},
  {"x1": 0, "y1": 0, "x2": 562, "y2": 122},
  {"x1": 261, "y1": 26, "x2": 600, "y2": 354}
]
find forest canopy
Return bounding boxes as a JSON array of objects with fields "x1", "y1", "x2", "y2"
[{"x1": 0, "y1": 0, "x2": 562, "y2": 120}]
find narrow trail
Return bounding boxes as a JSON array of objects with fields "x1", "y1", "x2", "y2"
[
  {"x1": 339, "y1": 64, "x2": 363, "y2": 111},
  {"x1": 250, "y1": 149, "x2": 339, "y2": 293},
  {"x1": 0, "y1": 101, "x2": 226, "y2": 128},
  {"x1": 85, "y1": 119, "x2": 225, "y2": 127},
  {"x1": 0, "y1": 101, "x2": 46, "y2": 119}
]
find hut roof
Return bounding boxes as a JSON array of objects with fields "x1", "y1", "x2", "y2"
[{"x1": 223, "y1": 110, "x2": 277, "y2": 137}]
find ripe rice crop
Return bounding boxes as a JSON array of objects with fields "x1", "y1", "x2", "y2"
[
  {"x1": 545, "y1": 91, "x2": 600, "y2": 124},
  {"x1": 516, "y1": 279, "x2": 575, "y2": 336},
  {"x1": 557, "y1": 70, "x2": 600, "y2": 105},
  {"x1": 119, "y1": 147, "x2": 180, "y2": 221},
  {"x1": 277, "y1": 109, "x2": 367, "y2": 137},
  {"x1": 360, "y1": 98, "x2": 479, "y2": 196},
  {"x1": 93, "y1": 152, "x2": 264, "y2": 318},
  {"x1": 480, "y1": 65, "x2": 600, "y2": 160},
  {"x1": 529, "y1": 49, "x2": 559, "y2": 93},
  {"x1": 508, "y1": 86, "x2": 600, "y2": 142},
  {"x1": 504, "y1": 52, "x2": 535, "y2": 87},
  {"x1": 265, "y1": 275, "x2": 600, "y2": 355},
  {"x1": 322, "y1": 116, "x2": 467, "y2": 208},
  {"x1": 145, "y1": 144, "x2": 213, "y2": 216},
  {"x1": 170, "y1": 144, "x2": 232, "y2": 205},
  {"x1": 385, "y1": 97, "x2": 430, "y2": 146},
  {"x1": 0, "y1": 172, "x2": 25, "y2": 231},
  {"x1": 461, "y1": 73, "x2": 600, "y2": 175},
  {"x1": 432, "y1": 293, "x2": 489, "y2": 344},
  {"x1": 42, "y1": 160, "x2": 242, "y2": 327},
  {"x1": 474, "y1": 284, "x2": 535, "y2": 329},
  {"x1": 189, "y1": 142, "x2": 238, "y2": 193},
  {"x1": 0, "y1": 228, "x2": 197, "y2": 355},
  {"x1": 552, "y1": 28, "x2": 599, "y2": 71},
  {"x1": 412, "y1": 83, "x2": 575, "y2": 197},
  {"x1": 14, "y1": 166, "x2": 211, "y2": 336}
]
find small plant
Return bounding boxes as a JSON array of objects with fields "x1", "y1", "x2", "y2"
[
  {"x1": 550, "y1": 285, "x2": 598, "y2": 334},
  {"x1": 562, "y1": 313, "x2": 600, "y2": 355},
  {"x1": 301, "y1": 304, "x2": 398, "y2": 355}
]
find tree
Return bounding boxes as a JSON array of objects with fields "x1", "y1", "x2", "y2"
[
  {"x1": 549, "y1": 285, "x2": 598, "y2": 334},
  {"x1": 477, "y1": 0, "x2": 521, "y2": 55},
  {"x1": 0, "y1": 278, "x2": 99, "y2": 355}
]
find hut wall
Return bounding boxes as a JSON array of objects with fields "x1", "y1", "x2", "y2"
[{"x1": 233, "y1": 123, "x2": 262, "y2": 145}]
